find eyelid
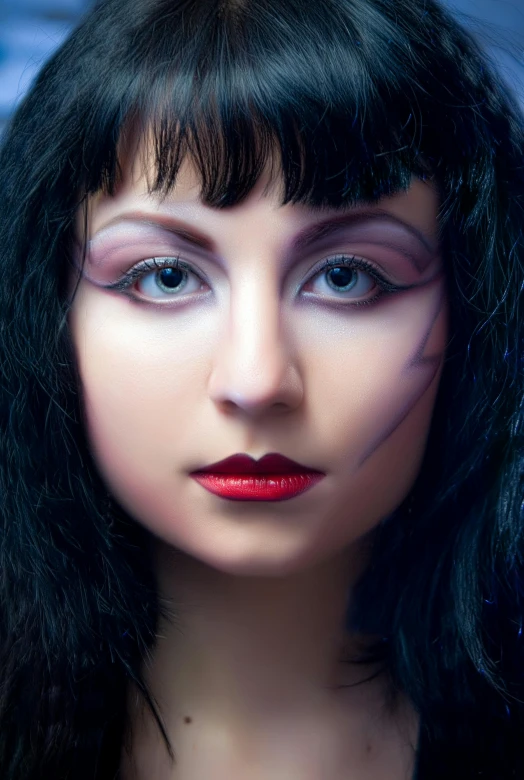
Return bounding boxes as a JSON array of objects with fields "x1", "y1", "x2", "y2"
[
  {"x1": 103, "y1": 252, "x2": 413, "y2": 308},
  {"x1": 306, "y1": 253, "x2": 399, "y2": 290},
  {"x1": 106, "y1": 247, "x2": 400, "y2": 289},
  {"x1": 105, "y1": 256, "x2": 200, "y2": 292},
  {"x1": 107, "y1": 252, "x2": 392, "y2": 292}
]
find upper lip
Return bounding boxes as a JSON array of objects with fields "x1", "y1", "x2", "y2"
[{"x1": 192, "y1": 453, "x2": 324, "y2": 475}]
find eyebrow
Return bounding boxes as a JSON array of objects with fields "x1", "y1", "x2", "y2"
[{"x1": 90, "y1": 208, "x2": 437, "y2": 267}]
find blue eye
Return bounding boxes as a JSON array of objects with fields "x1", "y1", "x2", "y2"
[
  {"x1": 305, "y1": 255, "x2": 397, "y2": 306},
  {"x1": 106, "y1": 254, "x2": 408, "y2": 307}
]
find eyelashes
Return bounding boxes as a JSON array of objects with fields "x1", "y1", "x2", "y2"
[{"x1": 104, "y1": 253, "x2": 413, "y2": 308}]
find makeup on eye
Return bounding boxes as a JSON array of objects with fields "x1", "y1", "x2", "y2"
[
  {"x1": 87, "y1": 209, "x2": 438, "y2": 265},
  {"x1": 100, "y1": 252, "x2": 416, "y2": 308},
  {"x1": 85, "y1": 210, "x2": 439, "y2": 282},
  {"x1": 82, "y1": 228, "x2": 438, "y2": 301}
]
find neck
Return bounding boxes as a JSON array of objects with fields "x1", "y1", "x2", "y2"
[{"x1": 140, "y1": 533, "x2": 380, "y2": 738}]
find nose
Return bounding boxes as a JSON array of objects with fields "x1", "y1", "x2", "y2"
[{"x1": 207, "y1": 279, "x2": 304, "y2": 417}]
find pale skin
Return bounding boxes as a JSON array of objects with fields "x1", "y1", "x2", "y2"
[{"x1": 68, "y1": 136, "x2": 449, "y2": 779}]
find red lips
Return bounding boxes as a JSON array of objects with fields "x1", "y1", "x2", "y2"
[{"x1": 192, "y1": 452, "x2": 324, "y2": 475}]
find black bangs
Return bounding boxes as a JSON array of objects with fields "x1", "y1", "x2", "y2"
[{"x1": 80, "y1": 0, "x2": 443, "y2": 211}]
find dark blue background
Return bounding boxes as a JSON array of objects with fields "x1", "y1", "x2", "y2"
[{"x1": 1, "y1": 0, "x2": 523, "y2": 139}]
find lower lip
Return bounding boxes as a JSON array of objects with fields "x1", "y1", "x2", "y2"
[{"x1": 190, "y1": 473, "x2": 325, "y2": 501}]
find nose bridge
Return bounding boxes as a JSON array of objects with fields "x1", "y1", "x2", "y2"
[
  {"x1": 207, "y1": 260, "x2": 301, "y2": 412},
  {"x1": 225, "y1": 270, "x2": 287, "y2": 374}
]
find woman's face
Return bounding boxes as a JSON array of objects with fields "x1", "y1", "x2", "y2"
[{"x1": 68, "y1": 149, "x2": 448, "y2": 576}]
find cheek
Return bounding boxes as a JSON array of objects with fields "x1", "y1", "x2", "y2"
[
  {"x1": 288, "y1": 285, "x2": 448, "y2": 547},
  {"x1": 296, "y1": 279, "x2": 448, "y2": 464},
  {"x1": 321, "y1": 374, "x2": 442, "y2": 545},
  {"x1": 68, "y1": 291, "x2": 205, "y2": 500}
]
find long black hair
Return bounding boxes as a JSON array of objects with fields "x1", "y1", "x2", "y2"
[{"x1": 0, "y1": 0, "x2": 523, "y2": 777}]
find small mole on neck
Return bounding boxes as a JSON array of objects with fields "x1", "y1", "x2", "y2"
[{"x1": 183, "y1": 716, "x2": 192, "y2": 724}]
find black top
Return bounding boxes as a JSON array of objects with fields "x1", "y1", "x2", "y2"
[{"x1": 408, "y1": 704, "x2": 524, "y2": 780}]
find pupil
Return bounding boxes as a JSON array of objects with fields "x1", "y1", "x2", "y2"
[
  {"x1": 329, "y1": 267, "x2": 356, "y2": 290},
  {"x1": 159, "y1": 268, "x2": 184, "y2": 288}
]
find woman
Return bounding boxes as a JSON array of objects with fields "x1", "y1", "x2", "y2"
[{"x1": 0, "y1": 0, "x2": 522, "y2": 777}]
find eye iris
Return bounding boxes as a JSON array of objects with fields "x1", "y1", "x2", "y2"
[
  {"x1": 151, "y1": 264, "x2": 361, "y2": 294},
  {"x1": 157, "y1": 267, "x2": 184, "y2": 290},
  {"x1": 326, "y1": 266, "x2": 357, "y2": 291}
]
